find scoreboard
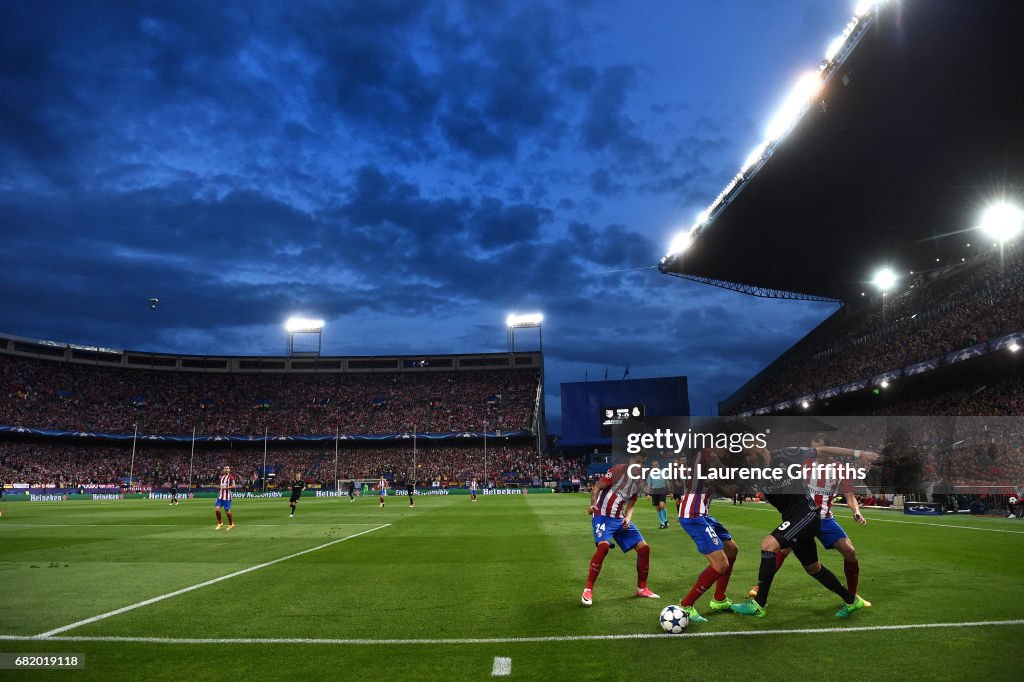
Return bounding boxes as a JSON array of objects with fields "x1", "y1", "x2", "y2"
[{"x1": 600, "y1": 405, "x2": 645, "y2": 437}]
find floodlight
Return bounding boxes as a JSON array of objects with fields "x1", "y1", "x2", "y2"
[
  {"x1": 1010, "y1": 343, "x2": 1021, "y2": 353},
  {"x1": 506, "y1": 313, "x2": 543, "y2": 328},
  {"x1": 880, "y1": 380, "x2": 890, "y2": 389},
  {"x1": 766, "y1": 72, "x2": 822, "y2": 141},
  {"x1": 800, "y1": 400, "x2": 810, "y2": 409},
  {"x1": 855, "y1": 0, "x2": 885, "y2": 18},
  {"x1": 872, "y1": 268, "x2": 897, "y2": 291},
  {"x1": 825, "y1": 35, "x2": 847, "y2": 62},
  {"x1": 979, "y1": 202, "x2": 1023, "y2": 243},
  {"x1": 285, "y1": 317, "x2": 325, "y2": 333},
  {"x1": 667, "y1": 231, "x2": 692, "y2": 257},
  {"x1": 741, "y1": 142, "x2": 769, "y2": 174}
]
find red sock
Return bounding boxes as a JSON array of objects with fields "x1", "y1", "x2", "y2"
[
  {"x1": 845, "y1": 559, "x2": 859, "y2": 595},
  {"x1": 226, "y1": 512, "x2": 233, "y2": 525},
  {"x1": 714, "y1": 556, "x2": 734, "y2": 601},
  {"x1": 635, "y1": 545, "x2": 650, "y2": 589},
  {"x1": 586, "y1": 544, "x2": 610, "y2": 590},
  {"x1": 216, "y1": 510, "x2": 222, "y2": 523},
  {"x1": 681, "y1": 566, "x2": 720, "y2": 606},
  {"x1": 775, "y1": 551, "x2": 787, "y2": 571}
]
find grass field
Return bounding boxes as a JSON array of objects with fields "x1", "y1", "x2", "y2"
[{"x1": 1, "y1": 493, "x2": 1023, "y2": 680}]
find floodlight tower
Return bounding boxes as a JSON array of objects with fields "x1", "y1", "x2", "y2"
[
  {"x1": 285, "y1": 317, "x2": 324, "y2": 357},
  {"x1": 506, "y1": 313, "x2": 543, "y2": 354},
  {"x1": 506, "y1": 312, "x2": 546, "y2": 478}
]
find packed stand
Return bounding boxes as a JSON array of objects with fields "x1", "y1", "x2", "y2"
[
  {"x1": 0, "y1": 360, "x2": 539, "y2": 436},
  {"x1": 730, "y1": 242, "x2": 1024, "y2": 413},
  {"x1": 0, "y1": 442, "x2": 584, "y2": 489}
]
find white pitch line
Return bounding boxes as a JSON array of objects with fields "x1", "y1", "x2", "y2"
[
  {"x1": 492, "y1": 656, "x2": 512, "y2": 676},
  {"x1": 0, "y1": 523, "x2": 376, "y2": 528},
  {"x1": 33, "y1": 524, "x2": 390, "y2": 638},
  {"x1": 724, "y1": 503, "x2": 1024, "y2": 535},
  {"x1": 6, "y1": 619, "x2": 1022, "y2": 645}
]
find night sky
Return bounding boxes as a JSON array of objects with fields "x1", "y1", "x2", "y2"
[{"x1": 0, "y1": 1, "x2": 854, "y2": 428}]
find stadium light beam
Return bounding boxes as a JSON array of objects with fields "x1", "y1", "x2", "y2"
[
  {"x1": 872, "y1": 267, "x2": 897, "y2": 291},
  {"x1": 979, "y1": 202, "x2": 1023, "y2": 243},
  {"x1": 285, "y1": 317, "x2": 325, "y2": 333}
]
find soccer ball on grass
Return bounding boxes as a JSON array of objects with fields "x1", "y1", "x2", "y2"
[{"x1": 659, "y1": 605, "x2": 689, "y2": 634}]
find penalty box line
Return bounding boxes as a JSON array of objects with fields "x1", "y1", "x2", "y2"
[
  {"x1": 6, "y1": 619, "x2": 1024, "y2": 645},
  {"x1": 33, "y1": 524, "x2": 391, "y2": 639}
]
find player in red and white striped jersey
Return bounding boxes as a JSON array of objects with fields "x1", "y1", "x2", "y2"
[
  {"x1": 672, "y1": 448, "x2": 741, "y2": 623},
  {"x1": 377, "y1": 475, "x2": 387, "y2": 508},
  {"x1": 581, "y1": 452, "x2": 659, "y2": 606},
  {"x1": 749, "y1": 435, "x2": 868, "y2": 602},
  {"x1": 214, "y1": 466, "x2": 237, "y2": 530}
]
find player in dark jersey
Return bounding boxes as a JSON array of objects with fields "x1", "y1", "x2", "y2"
[
  {"x1": 347, "y1": 480, "x2": 356, "y2": 502},
  {"x1": 288, "y1": 473, "x2": 306, "y2": 518},
  {"x1": 0, "y1": 479, "x2": 4, "y2": 518},
  {"x1": 731, "y1": 444, "x2": 879, "y2": 619},
  {"x1": 749, "y1": 435, "x2": 869, "y2": 603},
  {"x1": 169, "y1": 479, "x2": 179, "y2": 506},
  {"x1": 407, "y1": 480, "x2": 415, "y2": 508}
]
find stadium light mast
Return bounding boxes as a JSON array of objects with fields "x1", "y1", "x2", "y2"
[
  {"x1": 506, "y1": 313, "x2": 543, "y2": 354},
  {"x1": 506, "y1": 312, "x2": 546, "y2": 475},
  {"x1": 285, "y1": 317, "x2": 324, "y2": 357}
]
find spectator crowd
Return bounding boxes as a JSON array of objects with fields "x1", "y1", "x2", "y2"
[
  {"x1": 731, "y1": 241, "x2": 1024, "y2": 413},
  {"x1": 1, "y1": 361, "x2": 539, "y2": 437},
  {"x1": 0, "y1": 441, "x2": 584, "y2": 489}
]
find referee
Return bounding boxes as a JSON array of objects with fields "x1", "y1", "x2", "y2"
[
  {"x1": 289, "y1": 473, "x2": 306, "y2": 518},
  {"x1": 407, "y1": 479, "x2": 415, "y2": 508},
  {"x1": 649, "y1": 451, "x2": 671, "y2": 528}
]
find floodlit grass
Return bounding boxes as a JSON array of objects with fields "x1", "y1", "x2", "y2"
[{"x1": 1, "y1": 494, "x2": 1022, "y2": 680}]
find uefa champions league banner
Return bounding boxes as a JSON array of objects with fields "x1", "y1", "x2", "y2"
[
  {"x1": 609, "y1": 415, "x2": 1024, "y2": 511},
  {"x1": 0, "y1": 425, "x2": 530, "y2": 443},
  {"x1": 904, "y1": 502, "x2": 943, "y2": 515}
]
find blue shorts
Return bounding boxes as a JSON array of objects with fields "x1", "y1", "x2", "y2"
[
  {"x1": 592, "y1": 515, "x2": 645, "y2": 553},
  {"x1": 679, "y1": 515, "x2": 732, "y2": 555},
  {"x1": 817, "y1": 517, "x2": 848, "y2": 549},
  {"x1": 215, "y1": 498, "x2": 232, "y2": 511}
]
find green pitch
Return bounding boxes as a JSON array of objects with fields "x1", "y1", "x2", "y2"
[{"x1": 1, "y1": 494, "x2": 1022, "y2": 680}]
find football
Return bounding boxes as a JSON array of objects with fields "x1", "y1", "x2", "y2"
[
  {"x1": 1010, "y1": 497, "x2": 1018, "y2": 506},
  {"x1": 659, "y1": 605, "x2": 689, "y2": 634}
]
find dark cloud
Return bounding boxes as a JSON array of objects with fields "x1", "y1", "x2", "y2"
[{"x1": 0, "y1": 0, "x2": 846, "y2": 414}]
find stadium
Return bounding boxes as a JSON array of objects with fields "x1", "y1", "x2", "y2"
[{"x1": 2, "y1": 0, "x2": 1024, "y2": 679}]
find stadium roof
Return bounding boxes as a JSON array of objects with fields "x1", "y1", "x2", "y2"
[{"x1": 659, "y1": 0, "x2": 1024, "y2": 302}]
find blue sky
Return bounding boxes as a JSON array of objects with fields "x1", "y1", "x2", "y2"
[{"x1": 0, "y1": 0, "x2": 855, "y2": 428}]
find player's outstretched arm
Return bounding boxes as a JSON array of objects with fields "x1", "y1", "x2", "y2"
[{"x1": 819, "y1": 446, "x2": 880, "y2": 464}]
